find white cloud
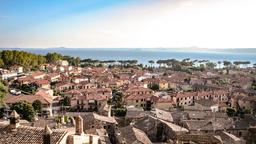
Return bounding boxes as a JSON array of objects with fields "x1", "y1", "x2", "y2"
[{"x1": 2, "y1": 0, "x2": 256, "y2": 48}]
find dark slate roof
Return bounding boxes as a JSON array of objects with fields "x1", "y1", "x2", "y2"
[
  {"x1": 120, "y1": 125, "x2": 152, "y2": 144},
  {"x1": 183, "y1": 118, "x2": 233, "y2": 131},
  {"x1": 177, "y1": 134, "x2": 222, "y2": 144},
  {"x1": 230, "y1": 115, "x2": 256, "y2": 130},
  {"x1": 185, "y1": 111, "x2": 228, "y2": 120},
  {"x1": 0, "y1": 125, "x2": 67, "y2": 144},
  {"x1": 195, "y1": 99, "x2": 218, "y2": 107}
]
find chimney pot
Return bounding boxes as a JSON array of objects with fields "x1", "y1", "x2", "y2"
[
  {"x1": 9, "y1": 110, "x2": 20, "y2": 129},
  {"x1": 43, "y1": 125, "x2": 52, "y2": 144},
  {"x1": 75, "y1": 115, "x2": 84, "y2": 135}
]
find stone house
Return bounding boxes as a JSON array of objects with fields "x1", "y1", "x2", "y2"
[
  {"x1": 126, "y1": 94, "x2": 153, "y2": 109},
  {"x1": 155, "y1": 98, "x2": 174, "y2": 110},
  {"x1": 72, "y1": 93, "x2": 108, "y2": 112},
  {"x1": 194, "y1": 99, "x2": 219, "y2": 112},
  {"x1": 237, "y1": 96, "x2": 256, "y2": 110}
]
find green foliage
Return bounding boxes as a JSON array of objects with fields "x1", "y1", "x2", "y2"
[
  {"x1": 19, "y1": 83, "x2": 38, "y2": 94},
  {"x1": 0, "y1": 50, "x2": 46, "y2": 69},
  {"x1": 32, "y1": 100, "x2": 42, "y2": 113},
  {"x1": 55, "y1": 116, "x2": 62, "y2": 124},
  {"x1": 0, "y1": 106, "x2": 5, "y2": 118},
  {"x1": 223, "y1": 61, "x2": 231, "y2": 67},
  {"x1": 156, "y1": 124, "x2": 164, "y2": 141},
  {"x1": 45, "y1": 52, "x2": 62, "y2": 64},
  {"x1": 63, "y1": 56, "x2": 80, "y2": 66},
  {"x1": 0, "y1": 82, "x2": 7, "y2": 105},
  {"x1": 149, "y1": 83, "x2": 159, "y2": 91},
  {"x1": 112, "y1": 90, "x2": 124, "y2": 109},
  {"x1": 233, "y1": 61, "x2": 251, "y2": 68},
  {"x1": 112, "y1": 108, "x2": 127, "y2": 117},
  {"x1": 226, "y1": 107, "x2": 236, "y2": 117},
  {"x1": 251, "y1": 80, "x2": 256, "y2": 90},
  {"x1": 0, "y1": 50, "x2": 82, "y2": 69},
  {"x1": 0, "y1": 59, "x2": 4, "y2": 68},
  {"x1": 205, "y1": 62, "x2": 217, "y2": 69},
  {"x1": 64, "y1": 115, "x2": 69, "y2": 123},
  {"x1": 60, "y1": 96, "x2": 71, "y2": 106},
  {"x1": 11, "y1": 101, "x2": 36, "y2": 121},
  {"x1": 244, "y1": 108, "x2": 252, "y2": 114}
]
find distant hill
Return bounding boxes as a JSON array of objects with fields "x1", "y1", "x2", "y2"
[{"x1": 213, "y1": 48, "x2": 256, "y2": 53}]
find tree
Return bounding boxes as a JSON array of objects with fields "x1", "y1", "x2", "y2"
[
  {"x1": 223, "y1": 61, "x2": 231, "y2": 68},
  {"x1": 0, "y1": 59, "x2": 4, "y2": 68},
  {"x1": 226, "y1": 107, "x2": 236, "y2": 117},
  {"x1": 156, "y1": 60, "x2": 163, "y2": 67},
  {"x1": 45, "y1": 52, "x2": 62, "y2": 64},
  {"x1": 112, "y1": 90, "x2": 124, "y2": 108},
  {"x1": 253, "y1": 63, "x2": 256, "y2": 69},
  {"x1": 149, "y1": 83, "x2": 159, "y2": 91},
  {"x1": 0, "y1": 106, "x2": 5, "y2": 118},
  {"x1": 111, "y1": 90, "x2": 126, "y2": 116},
  {"x1": 217, "y1": 61, "x2": 221, "y2": 69},
  {"x1": 206, "y1": 62, "x2": 217, "y2": 69},
  {"x1": 112, "y1": 108, "x2": 127, "y2": 117},
  {"x1": 19, "y1": 83, "x2": 38, "y2": 94},
  {"x1": 251, "y1": 80, "x2": 256, "y2": 90},
  {"x1": 11, "y1": 101, "x2": 36, "y2": 121},
  {"x1": 233, "y1": 61, "x2": 241, "y2": 68},
  {"x1": 60, "y1": 96, "x2": 71, "y2": 106},
  {"x1": 0, "y1": 50, "x2": 46, "y2": 69},
  {"x1": 148, "y1": 60, "x2": 154, "y2": 67},
  {"x1": 223, "y1": 61, "x2": 232, "y2": 74},
  {"x1": 63, "y1": 56, "x2": 81, "y2": 66},
  {"x1": 32, "y1": 100, "x2": 42, "y2": 113},
  {"x1": 243, "y1": 61, "x2": 251, "y2": 68},
  {"x1": 0, "y1": 82, "x2": 7, "y2": 106}
]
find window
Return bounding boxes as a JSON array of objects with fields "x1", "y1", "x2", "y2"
[
  {"x1": 91, "y1": 125, "x2": 95, "y2": 128},
  {"x1": 136, "y1": 100, "x2": 138, "y2": 103}
]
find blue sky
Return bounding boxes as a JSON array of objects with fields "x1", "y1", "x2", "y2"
[
  {"x1": 0, "y1": 0, "x2": 138, "y2": 33},
  {"x1": 1, "y1": 0, "x2": 256, "y2": 48}
]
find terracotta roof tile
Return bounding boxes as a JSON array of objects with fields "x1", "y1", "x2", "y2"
[{"x1": 0, "y1": 125, "x2": 67, "y2": 144}]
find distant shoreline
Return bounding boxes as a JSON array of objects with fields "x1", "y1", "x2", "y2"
[{"x1": 0, "y1": 48, "x2": 255, "y2": 66}]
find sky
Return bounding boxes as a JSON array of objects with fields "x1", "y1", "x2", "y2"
[{"x1": 0, "y1": 0, "x2": 256, "y2": 48}]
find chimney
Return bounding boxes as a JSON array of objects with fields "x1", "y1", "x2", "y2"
[
  {"x1": 75, "y1": 115, "x2": 84, "y2": 135},
  {"x1": 89, "y1": 135, "x2": 93, "y2": 144},
  {"x1": 9, "y1": 110, "x2": 20, "y2": 129},
  {"x1": 43, "y1": 125, "x2": 52, "y2": 144}
]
